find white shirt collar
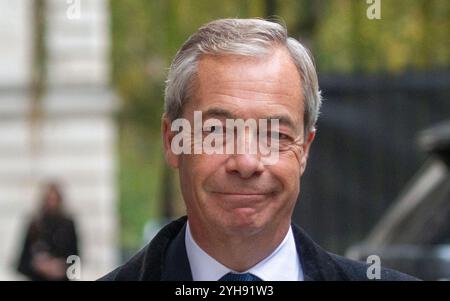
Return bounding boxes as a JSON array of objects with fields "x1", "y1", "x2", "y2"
[{"x1": 185, "y1": 221, "x2": 304, "y2": 281}]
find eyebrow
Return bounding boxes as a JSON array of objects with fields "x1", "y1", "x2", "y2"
[
  {"x1": 202, "y1": 108, "x2": 235, "y2": 120},
  {"x1": 202, "y1": 107, "x2": 298, "y2": 132}
]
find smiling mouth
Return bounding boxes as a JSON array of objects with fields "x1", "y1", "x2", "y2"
[
  {"x1": 210, "y1": 191, "x2": 272, "y2": 202},
  {"x1": 212, "y1": 191, "x2": 272, "y2": 196},
  {"x1": 215, "y1": 192, "x2": 267, "y2": 195}
]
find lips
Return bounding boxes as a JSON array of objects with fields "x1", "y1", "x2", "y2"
[
  {"x1": 207, "y1": 185, "x2": 277, "y2": 196},
  {"x1": 205, "y1": 179, "x2": 278, "y2": 198},
  {"x1": 210, "y1": 191, "x2": 272, "y2": 202},
  {"x1": 213, "y1": 192, "x2": 269, "y2": 195}
]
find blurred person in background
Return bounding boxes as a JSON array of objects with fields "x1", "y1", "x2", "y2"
[{"x1": 17, "y1": 182, "x2": 79, "y2": 281}]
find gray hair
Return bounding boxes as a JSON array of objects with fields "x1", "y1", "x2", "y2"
[{"x1": 164, "y1": 18, "x2": 322, "y2": 134}]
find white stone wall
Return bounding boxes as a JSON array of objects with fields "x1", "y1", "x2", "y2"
[
  {"x1": 0, "y1": 0, "x2": 32, "y2": 86},
  {"x1": 46, "y1": 0, "x2": 109, "y2": 87},
  {"x1": 0, "y1": 0, "x2": 119, "y2": 280}
]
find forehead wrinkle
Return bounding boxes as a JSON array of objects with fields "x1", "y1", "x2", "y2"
[
  {"x1": 208, "y1": 91, "x2": 297, "y2": 102},
  {"x1": 203, "y1": 78, "x2": 300, "y2": 97},
  {"x1": 197, "y1": 48, "x2": 302, "y2": 88}
]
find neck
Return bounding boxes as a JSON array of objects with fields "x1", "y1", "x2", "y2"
[{"x1": 188, "y1": 218, "x2": 291, "y2": 272}]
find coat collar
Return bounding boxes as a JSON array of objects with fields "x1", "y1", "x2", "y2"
[
  {"x1": 156, "y1": 216, "x2": 348, "y2": 281},
  {"x1": 160, "y1": 221, "x2": 192, "y2": 281}
]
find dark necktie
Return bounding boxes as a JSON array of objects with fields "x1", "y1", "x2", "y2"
[{"x1": 218, "y1": 272, "x2": 262, "y2": 281}]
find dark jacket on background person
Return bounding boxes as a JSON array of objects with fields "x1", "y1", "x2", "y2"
[
  {"x1": 17, "y1": 214, "x2": 79, "y2": 281},
  {"x1": 100, "y1": 216, "x2": 418, "y2": 281}
]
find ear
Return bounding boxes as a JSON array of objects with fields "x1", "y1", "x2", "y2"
[
  {"x1": 299, "y1": 129, "x2": 315, "y2": 176},
  {"x1": 162, "y1": 113, "x2": 180, "y2": 168}
]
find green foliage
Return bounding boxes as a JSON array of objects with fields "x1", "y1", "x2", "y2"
[
  {"x1": 314, "y1": 0, "x2": 449, "y2": 73},
  {"x1": 118, "y1": 125, "x2": 165, "y2": 249}
]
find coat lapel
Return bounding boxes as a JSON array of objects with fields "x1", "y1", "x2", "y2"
[
  {"x1": 292, "y1": 224, "x2": 348, "y2": 281},
  {"x1": 160, "y1": 222, "x2": 193, "y2": 281}
]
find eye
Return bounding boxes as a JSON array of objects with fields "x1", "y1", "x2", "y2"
[
  {"x1": 203, "y1": 125, "x2": 223, "y2": 134},
  {"x1": 269, "y1": 132, "x2": 291, "y2": 141},
  {"x1": 280, "y1": 133, "x2": 289, "y2": 140}
]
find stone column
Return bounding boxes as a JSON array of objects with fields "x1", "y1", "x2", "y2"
[
  {"x1": 0, "y1": 0, "x2": 34, "y2": 280},
  {"x1": 42, "y1": 0, "x2": 119, "y2": 279},
  {"x1": 0, "y1": 0, "x2": 119, "y2": 281}
]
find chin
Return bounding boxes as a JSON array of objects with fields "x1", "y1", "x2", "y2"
[{"x1": 222, "y1": 208, "x2": 266, "y2": 234}]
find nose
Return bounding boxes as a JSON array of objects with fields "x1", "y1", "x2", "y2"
[{"x1": 225, "y1": 153, "x2": 264, "y2": 179}]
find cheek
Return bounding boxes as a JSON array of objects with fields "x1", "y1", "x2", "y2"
[
  {"x1": 272, "y1": 154, "x2": 302, "y2": 194},
  {"x1": 180, "y1": 154, "x2": 225, "y2": 193}
]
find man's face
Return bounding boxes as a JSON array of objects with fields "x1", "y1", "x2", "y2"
[{"x1": 163, "y1": 47, "x2": 315, "y2": 236}]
